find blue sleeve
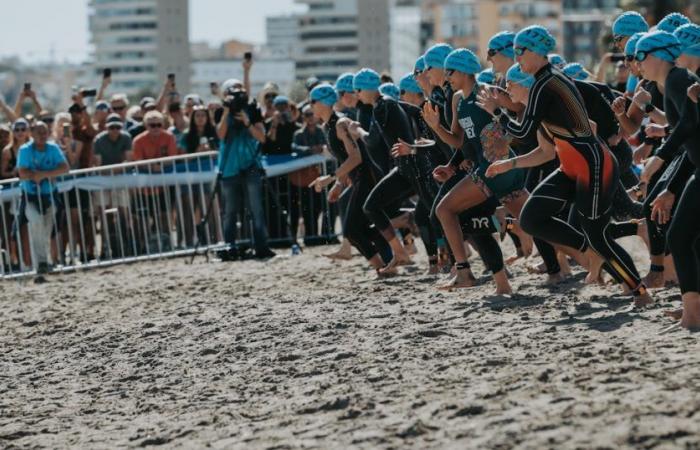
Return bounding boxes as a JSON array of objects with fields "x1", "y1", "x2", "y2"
[
  {"x1": 17, "y1": 146, "x2": 31, "y2": 169},
  {"x1": 52, "y1": 144, "x2": 68, "y2": 166}
]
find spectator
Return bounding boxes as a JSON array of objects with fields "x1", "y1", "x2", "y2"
[
  {"x1": 126, "y1": 105, "x2": 143, "y2": 137},
  {"x1": 110, "y1": 94, "x2": 133, "y2": 128},
  {"x1": 610, "y1": 61, "x2": 629, "y2": 93},
  {"x1": 38, "y1": 110, "x2": 55, "y2": 135},
  {"x1": 132, "y1": 110, "x2": 180, "y2": 251},
  {"x1": 93, "y1": 114, "x2": 133, "y2": 257},
  {"x1": 2, "y1": 119, "x2": 32, "y2": 268},
  {"x1": 93, "y1": 100, "x2": 111, "y2": 132},
  {"x1": 216, "y1": 83, "x2": 274, "y2": 260},
  {"x1": 289, "y1": 106, "x2": 327, "y2": 245},
  {"x1": 167, "y1": 101, "x2": 187, "y2": 141},
  {"x1": 14, "y1": 85, "x2": 43, "y2": 119},
  {"x1": 259, "y1": 82, "x2": 280, "y2": 120},
  {"x1": 16, "y1": 121, "x2": 69, "y2": 276},
  {"x1": 263, "y1": 95, "x2": 300, "y2": 244}
]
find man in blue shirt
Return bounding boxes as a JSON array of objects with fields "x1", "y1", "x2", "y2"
[
  {"x1": 17, "y1": 121, "x2": 69, "y2": 274},
  {"x1": 216, "y1": 83, "x2": 275, "y2": 260}
]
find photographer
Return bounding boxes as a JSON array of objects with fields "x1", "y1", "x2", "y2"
[{"x1": 216, "y1": 82, "x2": 274, "y2": 260}]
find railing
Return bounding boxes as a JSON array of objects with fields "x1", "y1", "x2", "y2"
[{"x1": 0, "y1": 151, "x2": 337, "y2": 279}]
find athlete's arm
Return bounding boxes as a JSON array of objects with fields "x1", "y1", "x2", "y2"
[
  {"x1": 485, "y1": 128, "x2": 555, "y2": 177},
  {"x1": 421, "y1": 95, "x2": 463, "y2": 148},
  {"x1": 335, "y1": 118, "x2": 363, "y2": 179}
]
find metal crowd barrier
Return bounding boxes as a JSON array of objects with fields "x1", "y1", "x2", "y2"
[{"x1": 0, "y1": 151, "x2": 338, "y2": 279}]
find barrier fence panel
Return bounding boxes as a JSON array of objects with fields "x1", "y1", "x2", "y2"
[{"x1": 0, "y1": 151, "x2": 338, "y2": 279}]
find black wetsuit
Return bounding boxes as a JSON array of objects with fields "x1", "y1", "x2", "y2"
[
  {"x1": 326, "y1": 112, "x2": 391, "y2": 262},
  {"x1": 658, "y1": 68, "x2": 700, "y2": 294},
  {"x1": 505, "y1": 64, "x2": 642, "y2": 291}
]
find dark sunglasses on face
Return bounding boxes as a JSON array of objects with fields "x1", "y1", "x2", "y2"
[
  {"x1": 613, "y1": 35, "x2": 625, "y2": 43},
  {"x1": 413, "y1": 69, "x2": 423, "y2": 76},
  {"x1": 310, "y1": 99, "x2": 317, "y2": 105},
  {"x1": 400, "y1": 89, "x2": 406, "y2": 95},
  {"x1": 514, "y1": 46, "x2": 529, "y2": 56},
  {"x1": 445, "y1": 68, "x2": 456, "y2": 76},
  {"x1": 112, "y1": 105, "x2": 125, "y2": 111},
  {"x1": 635, "y1": 44, "x2": 679, "y2": 62},
  {"x1": 488, "y1": 43, "x2": 513, "y2": 57},
  {"x1": 108, "y1": 125, "x2": 122, "y2": 130},
  {"x1": 148, "y1": 123, "x2": 163, "y2": 128},
  {"x1": 624, "y1": 54, "x2": 635, "y2": 62},
  {"x1": 13, "y1": 127, "x2": 27, "y2": 132},
  {"x1": 41, "y1": 117, "x2": 54, "y2": 123}
]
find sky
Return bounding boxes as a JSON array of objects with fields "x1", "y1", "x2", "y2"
[{"x1": 0, "y1": 0, "x2": 305, "y2": 64}]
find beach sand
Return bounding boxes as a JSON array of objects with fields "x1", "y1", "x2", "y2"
[{"x1": 2, "y1": 237, "x2": 699, "y2": 449}]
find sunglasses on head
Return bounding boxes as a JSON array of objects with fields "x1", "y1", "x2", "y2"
[
  {"x1": 488, "y1": 43, "x2": 513, "y2": 57},
  {"x1": 514, "y1": 46, "x2": 530, "y2": 56},
  {"x1": 148, "y1": 122, "x2": 163, "y2": 128},
  {"x1": 635, "y1": 44, "x2": 679, "y2": 62}
]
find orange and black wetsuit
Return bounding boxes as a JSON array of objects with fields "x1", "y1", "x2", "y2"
[{"x1": 500, "y1": 63, "x2": 643, "y2": 292}]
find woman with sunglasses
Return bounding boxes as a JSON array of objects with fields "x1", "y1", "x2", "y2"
[
  {"x1": 308, "y1": 85, "x2": 393, "y2": 275},
  {"x1": 423, "y1": 48, "x2": 527, "y2": 293},
  {"x1": 1, "y1": 119, "x2": 32, "y2": 269},
  {"x1": 478, "y1": 25, "x2": 651, "y2": 306},
  {"x1": 595, "y1": 11, "x2": 648, "y2": 88}
]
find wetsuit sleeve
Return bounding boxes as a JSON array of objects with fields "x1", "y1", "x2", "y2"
[
  {"x1": 448, "y1": 146, "x2": 465, "y2": 166},
  {"x1": 666, "y1": 152, "x2": 695, "y2": 196},
  {"x1": 498, "y1": 77, "x2": 551, "y2": 140},
  {"x1": 374, "y1": 98, "x2": 415, "y2": 145},
  {"x1": 656, "y1": 71, "x2": 700, "y2": 162}
]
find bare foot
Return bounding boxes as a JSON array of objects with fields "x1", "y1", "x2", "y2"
[
  {"x1": 437, "y1": 269, "x2": 477, "y2": 290},
  {"x1": 633, "y1": 291, "x2": 654, "y2": 308},
  {"x1": 505, "y1": 253, "x2": 522, "y2": 265},
  {"x1": 511, "y1": 223, "x2": 533, "y2": 257},
  {"x1": 495, "y1": 284, "x2": 512, "y2": 295},
  {"x1": 680, "y1": 295, "x2": 700, "y2": 330},
  {"x1": 585, "y1": 251, "x2": 604, "y2": 284},
  {"x1": 324, "y1": 250, "x2": 352, "y2": 260},
  {"x1": 557, "y1": 252, "x2": 572, "y2": 276},
  {"x1": 379, "y1": 255, "x2": 413, "y2": 274},
  {"x1": 643, "y1": 270, "x2": 664, "y2": 289},
  {"x1": 527, "y1": 262, "x2": 547, "y2": 274},
  {"x1": 664, "y1": 308, "x2": 683, "y2": 321},
  {"x1": 545, "y1": 272, "x2": 566, "y2": 285},
  {"x1": 376, "y1": 266, "x2": 398, "y2": 278}
]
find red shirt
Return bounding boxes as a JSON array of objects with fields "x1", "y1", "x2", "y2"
[{"x1": 132, "y1": 131, "x2": 179, "y2": 161}]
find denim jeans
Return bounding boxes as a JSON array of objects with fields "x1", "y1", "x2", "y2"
[{"x1": 221, "y1": 167, "x2": 269, "y2": 252}]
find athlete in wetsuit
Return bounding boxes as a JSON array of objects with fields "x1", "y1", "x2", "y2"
[
  {"x1": 479, "y1": 26, "x2": 651, "y2": 305},
  {"x1": 308, "y1": 85, "x2": 393, "y2": 274}
]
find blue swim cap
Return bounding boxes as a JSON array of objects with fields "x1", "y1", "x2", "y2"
[
  {"x1": 444, "y1": 48, "x2": 481, "y2": 75},
  {"x1": 612, "y1": 11, "x2": 649, "y2": 37},
  {"x1": 335, "y1": 72, "x2": 355, "y2": 93},
  {"x1": 636, "y1": 31, "x2": 682, "y2": 62},
  {"x1": 414, "y1": 55, "x2": 426, "y2": 73},
  {"x1": 353, "y1": 68, "x2": 381, "y2": 91},
  {"x1": 506, "y1": 63, "x2": 535, "y2": 89},
  {"x1": 310, "y1": 85, "x2": 338, "y2": 107},
  {"x1": 488, "y1": 31, "x2": 515, "y2": 59},
  {"x1": 563, "y1": 63, "x2": 589, "y2": 80},
  {"x1": 272, "y1": 95, "x2": 289, "y2": 106},
  {"x1": 624, "y1": 32, "x2": 645, "y2": 56},
  {"x1": 656, "y1": 12, "x2": 690, "y2": 33},
  {"x1": 379, "y1": 83, "x2": 400, "y2": 101},
  {"x1": 548, "y1": 53, "x2": 567, "y2": 69},
  {"x1": 477, "y1": 68, "x2": 496, "y2": 85},
  {"x1": 514, "y1": 25, "x2": 556, "y2": 56},
  {"x1": 424, "y1": 43, "x2": 454, "y2": 69},
  {"x1": 399, "y1": 73, "x2": 422, "y2": 94},
  {"x1": 674, "y1": 23, "x2": 700, "y2": 57}
]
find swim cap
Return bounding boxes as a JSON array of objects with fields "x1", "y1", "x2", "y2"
[
  {"x1": 506, "y1": 63, "x2": 535, "y2": 88},
  {"x1": 674, "y1": 23, "x2": 700, "y2": 57},
  {"x1": 379, "y1": 83, "x2": 400, "y2": 101},
  {"x1": 656, "y1": 12, "x2": 690, "y2": 33},
  {"x1": 424, "y1": 43, "x2": 454, "y2": 69},
  {"x1": 635, "y1": 31, "x2": 682, "y2": 62},
  {"x1": 272, "y1": 95, "x2": 289, "y2": 106},
  {"x1": 626, "y1": 74, "x2": 639, "y2": 93},
  {"x1": 514, "y1": 25, "x2": 556, "y2": 56},
  {"x1": 335, "y1": 72, "x2": 356, "y2": 93},
  {"x1": 476, "y1": 68, "x2": 496, "y2": 85},
  {"x1": 563, "y1": 62, "x2": 589, "y2": 80},
  {"x1": 612, "y1": 11, "x2": 649, "y2": 37},
  {"x1": 310, "y1": 85, "x2": 338, "y2": 107},
  {"x1": 414, "y1": 56, "x2": 426, "y2": 73},
  {"x1": 444, "y1": 48, "x2": 481, "y2": 75},
  {"x1": 548, "y1": 53, "x2": 567, "y2": 69},
  {"x1": 488, "y1": 31, "x2": 515, "y2": 59},
  {"x1": 353, "y1": 68, "x2": 381, "y2": 91},
  {"x1": 624, "y1": 32, "x2": 645, "y2": 56},
  {"x1": 399, "y1": 73, "x2": 422, "y2": 94}
]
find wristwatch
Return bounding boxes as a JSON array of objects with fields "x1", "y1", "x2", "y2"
[
  {"x1": 493, "y1": 108, "x2": 503, "y2": 117},
  {"x1": 644, "y1": 103, "x2": 654, "y2": 114}
]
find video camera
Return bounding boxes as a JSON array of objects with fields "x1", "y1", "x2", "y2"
[{"x1": 223, "y1": 89, "x2": 249, "y2": 114}]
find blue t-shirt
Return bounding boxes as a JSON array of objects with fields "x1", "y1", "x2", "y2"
[
  {"x1": 219, "y1": 117, "x2": 262, "y2": 178},
  {"x1": 17, "y1": 141, "x2": 67, "y2": 195}
]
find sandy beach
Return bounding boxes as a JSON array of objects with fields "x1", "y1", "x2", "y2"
[{"x1": 2, "y1": 237, "x2": 700, "y2": 449}]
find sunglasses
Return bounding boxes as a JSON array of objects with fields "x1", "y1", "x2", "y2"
[
  {"x1": 108, "y1": 125, "x2": 122, "y2": 130},
  {"x1": 487, "y1": 43, "x2": 513, "y2": 57},
  {"x1": 13, "y1": 127, "x2": 28, "y2": 132},
  {"x1": 112, "y1": 105, "x2": 125, "y2": 111},
  {"x1": 41, "y1": 117, "x2": 54, "y2": 123},
  {"x1": 514, "y1": 46, "x2": 530, "y2": 56},
  {"x1": 424, "y1": 66, "x2": 433, "y2": 72},
  {"x1": 147, "y1": 123, "x2": 163, "y2": 128},
  {"x1": 413, "y1": 69, "x2": 423, "y2": 76},
  {"x1": 310, "y1": 99, "x2": 317, "y2": 105},
  {"x1": 624, "y1": 54, "x2": 635, "y2": 62},
  {"x1": 613, "y1": 35, "x2": 625, "y2": 43},
  {"x1": 445, "y1": 68, "x2": 456, "y2": 76},
  {"x1": 355, "y1": 89, "x2": 363, "y2": 93},
  {"x1": 635, "y1": 44, "x2": 679, "y2": 62}
]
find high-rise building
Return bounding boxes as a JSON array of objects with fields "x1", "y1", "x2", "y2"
[
  {"x1": 294, "y1": 0, "x2": 390, "y2": 81},
  {"x1": 562, "y1": 0, "x2": 620, "y2": 69},
  {"x1": 265, "y1": 15, "x2": 300, "y2": 59},
  {"x1": 390, "y1": 2, "x2": 422, "y2": 80},
  {"x1": 88, "y1": 0, "x2": 191, "y2": 97}
]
